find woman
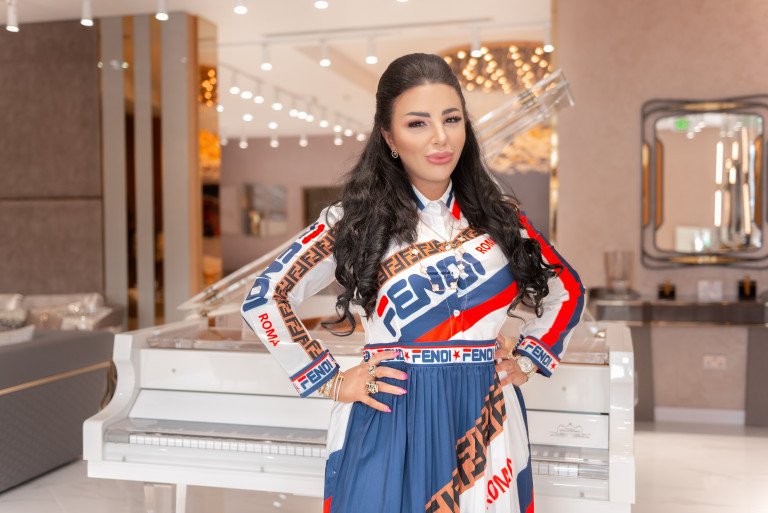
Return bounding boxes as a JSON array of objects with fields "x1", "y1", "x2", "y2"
[{"x1": 241, "y1": 53, "x2": 584, "y2": 513}]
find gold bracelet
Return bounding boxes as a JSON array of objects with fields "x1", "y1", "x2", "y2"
[
  {"x1": 318, "y1": 374, "x2": 335, "y2": 398},
  {"x1": 333, "y1": 373, "x2": 345, "y2": 402}
]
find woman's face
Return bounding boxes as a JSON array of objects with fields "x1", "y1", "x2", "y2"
[{"x1": 382, "y1": 82, "x2": 466, "y2": 195}]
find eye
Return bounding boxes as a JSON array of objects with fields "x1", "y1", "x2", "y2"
[
  {"x1": 445, "y1": 116, "x2": 463, "y2": 124},
  {"x1": 407, "y1": 120, "x2": 427, "y2": 128}
]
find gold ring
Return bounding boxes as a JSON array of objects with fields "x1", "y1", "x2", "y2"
[
  {"x1": 365, "y1": 380, "x2": 379, "y2": 394},
  {"x1": 367, "y1": 364, "x2": 377, "y2": 378}
]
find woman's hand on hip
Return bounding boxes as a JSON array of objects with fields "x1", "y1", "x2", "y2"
[
  {"x1": 494, "y1": 334, "x2": 529, "y2": 387},
  {"x1": 337, "y1": 350, "x2": 407, "y2": 412}
]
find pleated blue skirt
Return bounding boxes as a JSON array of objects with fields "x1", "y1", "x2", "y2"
[{"x1": 322, "y1": 340, "x2": 534, "y2": 513}]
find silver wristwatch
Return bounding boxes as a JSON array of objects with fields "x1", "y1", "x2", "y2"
[{"x1": 514, "y1": 354, "x2": 538, "y2": 377}]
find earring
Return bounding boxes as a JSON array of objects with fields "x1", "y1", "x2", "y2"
[{"x1": 391, "y1": 149, "x2": 399, "y2": 159}]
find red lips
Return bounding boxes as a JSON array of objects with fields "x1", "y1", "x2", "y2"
[{"x1": 426, "y1": 152, "x2": 453, "y2": 164}]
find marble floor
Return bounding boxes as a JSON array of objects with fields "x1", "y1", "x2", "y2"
[{"x1": 0, "y1": 421, "x2": 766, "y2": 513}]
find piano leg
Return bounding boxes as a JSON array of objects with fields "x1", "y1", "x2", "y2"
[
  {"x1": 143, "y1": 482, "x2": 184, "y2": 513},
  {"x1": 176, "y1": 484, "x2": 188, "y2": 513}
]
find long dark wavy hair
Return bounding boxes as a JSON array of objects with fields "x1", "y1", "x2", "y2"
[{"x1": 321, "y1": 53, "x2": 561, "y2": 336}]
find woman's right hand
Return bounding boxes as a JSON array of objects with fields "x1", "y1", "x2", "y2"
[{"x1": 336, "y1": 350, "x2": 408, "y2": 412}]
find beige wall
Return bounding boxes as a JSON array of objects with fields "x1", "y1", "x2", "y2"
[
  {"x1": 555, "y1": 0, "x2": 768, "y2": 300},
  {"x1": 651, "y1": 326, "x2": 747, "y2": 410}
]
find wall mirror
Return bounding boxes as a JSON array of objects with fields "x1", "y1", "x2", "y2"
[
  {"x1": 242, "y1": 183, "x2": 288, "y2": 237},
  {"x1": 641, "y1": 96, "x2": 768, "y2": 268}
]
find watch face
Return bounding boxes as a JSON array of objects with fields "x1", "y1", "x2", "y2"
[{"x1": 517, "y1": 355, "x2": 534, "y2": 374}]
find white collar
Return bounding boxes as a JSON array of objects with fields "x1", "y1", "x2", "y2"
[{"x1": 411, "y1": 179, "x2": 455, "y2": 212}]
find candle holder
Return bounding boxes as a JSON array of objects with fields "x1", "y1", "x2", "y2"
[
  {"x1": 657, "y1": 280, "x2": 676, "y2": 300},
  {"x1": 738, "y1": 276, "x2": 757, "y2": 301}
]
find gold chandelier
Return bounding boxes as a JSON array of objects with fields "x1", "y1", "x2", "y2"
[
  {"x1": 199, "y1": 67, "x2": 218, "y2": 107},
  {"x1": 443, "y1": 42, "x2": 553, "y2": 94}
]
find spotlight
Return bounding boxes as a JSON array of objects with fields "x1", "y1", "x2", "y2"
[
  {"x1": 6, "y1": 0, "x2": 19, "y2": 32},
  {"x1": 356, "y1": 132, "x2": 366, "y2": 141},
  {"x1": 268, "y1": 121, "x2": 278, "y2": 130},
  {"x1": 229, "y1": 73, "x2": 240, "y2": 95},
  {"x1": 253, "y1": 81, "x2": 264, "y2": 104},
  {"x1": 319, "y1": 40, "x2": 331, "y2": 67},
  {"x1": 155, "y1": 0, "x2": 169, "y2": 21},
  {"x1": 543, "y1": 24, "x2": 554, "y2": 53},
  {"x1": 239, "y1": 137, "x2": 249, "y2": 149},
  {"x1": 234, "y1": 0, "x2": 247, "y2": 15},
  {"x1": 470, "y1": 28, "x2": 482, "y2": 58},
  {"x1": 270, "y1": 136, "x2": 280, "y2": 148},
  {"x1": 81, "y1": 0, "x2": 94, "y2": 27},
  {"x1": 271, "y1": 88, "x2": 283, "y2": 110},
  {"x1": 333, "y1": 135, "x2": 343, "y2": 146},
  {"x1": 242, "y1": 113, "x2": 253, "y2": 122},
  {"x1": 365, "y1": 37, "x2": 378, "y2": 65},
  {"x1": 216, "y1": 104, "x2": 224, "y2": 113},
  {"x1": 314, "y1": 0, "x2": 328, "y2": 9},
  {"x1": 260, "y1": 44, "x2": 272, "y2": 71},
  {"x1": 299, "y1": 135, "x2": 309, "y2": 147}
]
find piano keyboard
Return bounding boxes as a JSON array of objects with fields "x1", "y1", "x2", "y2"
[
  {"x1": 126, "y1": 433, "x2": 327, "y2": 458},
  {"x1": 530, "y1": 444, "x2": 609, "y2": 480}
]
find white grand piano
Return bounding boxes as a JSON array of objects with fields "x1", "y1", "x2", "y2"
[{"x1": 83, "y1": 72, "x2": 635, "y2": 513}]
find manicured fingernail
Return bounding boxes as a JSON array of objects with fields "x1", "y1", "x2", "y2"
[
  {"x1": 385, "y1": 406, "x2": 392, "y2": 413},
  {"x1": 401, "y1": 372, "x2": 408, "y2": 379},
  {"x1": 398, "y1": 387, "x2": 407, "y2": 394}
]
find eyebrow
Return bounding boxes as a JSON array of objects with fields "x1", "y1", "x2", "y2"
[{"x1": 403, "y1": 107, "x2": 461, "y2": 118}]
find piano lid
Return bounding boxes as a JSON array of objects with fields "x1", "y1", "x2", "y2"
[
  {"x1": 476, "y1": 70, "x2": 573, "y2": 163},
  {"x1": 178, "y1": 70, "x2": 574, "y2": 320},
  {"x1": 176, "y1": 226, "x2": 302, "y2": 319},
  {"x1": 147, "y1": 325, "x2": 367, "y2": 356}
]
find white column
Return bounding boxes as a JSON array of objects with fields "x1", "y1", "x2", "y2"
[
  {"x1": 99, "y1": 17, "x2": 128, "y2": 323},
  {"x1": 133, "y1": 15, "x2": 156, "y2": 328},
  {"x1": 161, "y1": 14, "x2": 202, "y2": 322}
]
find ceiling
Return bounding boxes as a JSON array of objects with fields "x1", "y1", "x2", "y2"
[{"x1": 4, "y1": 0, "x2": 552, "y2": 139}]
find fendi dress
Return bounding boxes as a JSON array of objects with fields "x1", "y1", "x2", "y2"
[{"x1": 241, "y1": 179, "x2": 585, "y2": 513}]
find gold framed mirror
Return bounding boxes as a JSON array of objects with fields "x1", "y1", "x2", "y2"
[{"x1": 641, "y1": 96, "x2": 768, "y2": 268}]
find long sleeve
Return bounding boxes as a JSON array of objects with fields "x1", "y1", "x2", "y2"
[
  {"x1": 514, "y1": 210, "x2": 585, "y2": 377},
  {"x1": 241, "y1": 205, "x2": 343, "y2": 397}
]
